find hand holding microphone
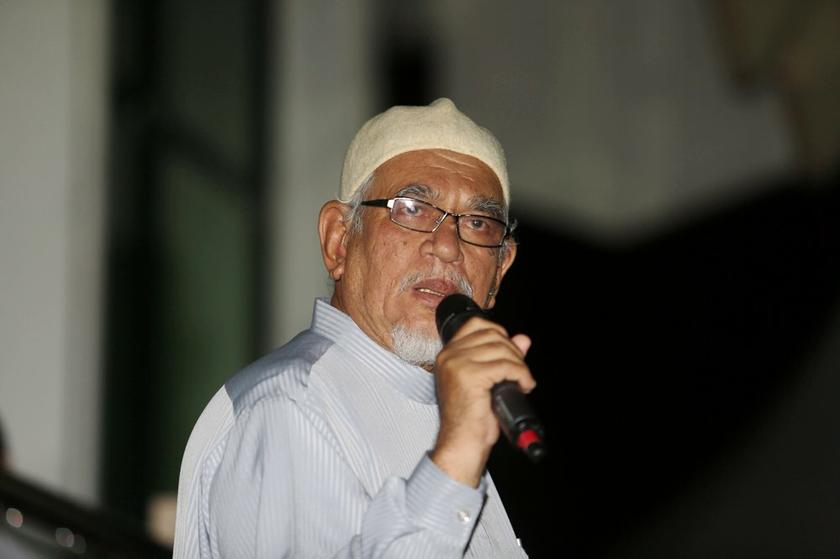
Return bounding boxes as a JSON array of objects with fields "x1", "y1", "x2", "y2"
[{"x1": 430, "y1": 294, "x2": 545, "y2": 487}]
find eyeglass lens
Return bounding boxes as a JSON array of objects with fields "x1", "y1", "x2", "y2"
[{"x1": 390, "y1": 198, "x2": 505, "y2": 247}]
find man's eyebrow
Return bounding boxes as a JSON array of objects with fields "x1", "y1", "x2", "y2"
[
  {"x1": 395, "y1": 183, "x2": 436, "y2": 200},
  {"x1": 468, "y1": 195, "x2": 506, "y2": 221}
]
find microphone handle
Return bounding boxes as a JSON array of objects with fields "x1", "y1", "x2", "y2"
[{"x1": 491, "y1": 381, "x2": 546, "y2": 462}]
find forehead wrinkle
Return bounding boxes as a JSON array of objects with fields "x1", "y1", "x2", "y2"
[
  {"x1": 431, "y1": 149, "x2": 483, "y2": 170},
  {"x1": 427, "y1": 162, "x2": 478, "y2": 183}
]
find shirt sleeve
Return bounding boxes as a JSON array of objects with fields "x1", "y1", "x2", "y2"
[
  {"x1": 202, "y1": 396, "x2": 489, "y2": 559},
  {"x1": 340, "y1": 454, "x2": 488, "y2": 558}
]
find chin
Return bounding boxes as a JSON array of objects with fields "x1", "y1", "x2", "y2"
[
  {"x1": 390, "y1": 314, "x2": 438, "y2": 341},
  {"x1": 391, "y1": 322, "x2": 443, "y2": 366},
  {"x1": 410, "y1": 318, "x2": 439, "y2": 338}
]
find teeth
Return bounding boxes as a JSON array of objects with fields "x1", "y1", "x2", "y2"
[{"x1": 418, "y1": 288, "x2": 444, "y2": 296}]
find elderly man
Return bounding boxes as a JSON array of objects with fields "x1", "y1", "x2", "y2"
[{"x1": 174, "y1": 98, "x2": 535, "y2": 558}]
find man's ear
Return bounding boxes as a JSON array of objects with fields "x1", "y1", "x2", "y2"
[
  {"x1": 318, "y1": 201, "x2": 349, "y2": 281},
  {"x1": 486, "y1": 241, "x2": 517, "y2": 308}
]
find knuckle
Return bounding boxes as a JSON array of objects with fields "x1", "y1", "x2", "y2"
[
  {"x1": 466, "y1": 316, "x2": 507, "y2": 335},
  {"x1": 496, "y1": 339, "x2": 518, "y2": 353}
]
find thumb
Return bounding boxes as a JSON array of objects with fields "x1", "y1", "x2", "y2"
[{"x1": 511, "y1": 333, "x2": 532, "y2": 357}]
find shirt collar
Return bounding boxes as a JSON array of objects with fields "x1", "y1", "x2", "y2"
[{"x1": 310, "y1": 298, "x2": 437, "y2": 405}]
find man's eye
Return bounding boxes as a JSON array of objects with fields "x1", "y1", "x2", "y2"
[
  {"x1": 397, "y1": 200, "x2": 427, "y2": 218},
  {"x1": 465, "y1": 217, "x2": 489, "y2": 230}
]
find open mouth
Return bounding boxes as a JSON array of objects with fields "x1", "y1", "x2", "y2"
[
  {"x1": 416, "y1": 287, "x2": 447, "y2": 297},
  {"x1": 411, "y1": 279, "x2": 459, "y2": 303}
]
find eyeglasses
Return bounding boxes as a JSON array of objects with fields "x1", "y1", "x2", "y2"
[{"x1": 360, "y1": 196, "x2": 511, "y2": 248}]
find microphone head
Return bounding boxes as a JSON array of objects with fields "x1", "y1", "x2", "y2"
[{"x1": 436, "y1": 293, "x2": 485, "y2": 344}]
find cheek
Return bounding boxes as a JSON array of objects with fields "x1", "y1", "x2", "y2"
[
  {"x1": 372, "y1": 231, "x2": 416, "y2": 271},
  {"x1": 466, "y1": 251, "x2": 501, "y2": 285},
  {"x1": 367, "y1": 238, "x2": 411, "y2": 289}
]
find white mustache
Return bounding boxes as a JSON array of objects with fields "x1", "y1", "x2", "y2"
[{"x1": 398, "y1": 270, "x2": 473, "y2": 298}]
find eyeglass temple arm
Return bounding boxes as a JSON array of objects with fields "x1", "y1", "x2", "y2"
[{"x1": 359, "y1": 199, "x2": 391, "y2": 208}]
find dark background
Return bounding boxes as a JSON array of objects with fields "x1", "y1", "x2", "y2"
[{"x1": 492, "y1": 174, "x2": 840, "y2": 557}]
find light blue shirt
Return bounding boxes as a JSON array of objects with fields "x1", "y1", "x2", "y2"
[{"x1": 174, "y1": 299, "x2": 527, "y2": 558}]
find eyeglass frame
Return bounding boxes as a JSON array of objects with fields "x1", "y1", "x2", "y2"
[{"x1": 359, "y1": 196, "x2": 515, "y2": 248}]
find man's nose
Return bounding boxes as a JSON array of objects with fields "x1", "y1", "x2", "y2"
[{"x1": 425, "y1": 215, "x2": 463, "y2": 263}]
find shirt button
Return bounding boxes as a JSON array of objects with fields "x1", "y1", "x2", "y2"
[{"x1": 456, "y1": 510, "x2": 471, "y2": 524}]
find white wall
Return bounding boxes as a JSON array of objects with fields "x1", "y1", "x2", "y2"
[
  {"x1": 269, "y1": 0, "x2": 374, "y2": 345},
  {"x1": 0, "y1": 0, "x2": 108, "y2": 504}
]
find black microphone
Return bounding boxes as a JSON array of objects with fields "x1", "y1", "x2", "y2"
[{"x1": 435, "y1": 293, "x2": 546, "y2": 462}]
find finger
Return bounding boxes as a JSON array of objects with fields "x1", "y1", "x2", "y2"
[
  {"x1": 442, "y1": 341, "x2": 525, "y2": 367},
  {"x1": 465, "y1": 359, "x2": 536, "y2": 393},
  {"x1": 448, "y1": 316, "x2": 508, "y2": 341},
  {"x1": 510, "y1": 334, "x2": 531, "y2": 357},
  {"x1": 444, "y1": 327, "x2": 518, "y2": 351},
  {"x1": 439, "y1": 345, "x2": 522, "y2": 373},
  {"x1": 443, "y1": 323, "x2": 514, "y2": 352},
  {"x1": 440, "y1": 355, "x2": 536, "y2": 393}
]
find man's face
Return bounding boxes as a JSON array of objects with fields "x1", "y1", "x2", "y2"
[{"x1": 329, "y1": 148, "x2": 516, "y2": 355}]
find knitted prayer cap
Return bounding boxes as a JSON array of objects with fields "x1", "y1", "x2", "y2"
[{"x1": 340, "y1": 98, "x2": 509, "y2": 204}]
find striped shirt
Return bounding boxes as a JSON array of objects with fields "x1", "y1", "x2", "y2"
[{"x1": 173, "y1": 299, "x2": 527, "y2": 558}]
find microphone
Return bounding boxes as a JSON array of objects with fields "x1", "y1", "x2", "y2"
[{"x1": 436, "y1": 293, "x2": 546, "y2": 462}]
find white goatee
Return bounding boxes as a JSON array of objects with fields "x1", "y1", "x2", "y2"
[{"x1": 391, "y1": 324, "x2": 443, "y2": 367}]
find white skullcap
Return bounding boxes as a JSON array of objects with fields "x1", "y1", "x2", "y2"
[{"x1": 340, "y1": 98, "x2": 509, "y2": 204}]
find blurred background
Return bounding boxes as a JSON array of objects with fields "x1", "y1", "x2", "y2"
[{"x1": 1, "y1": 0, "x2": 839, "y2": 557}]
